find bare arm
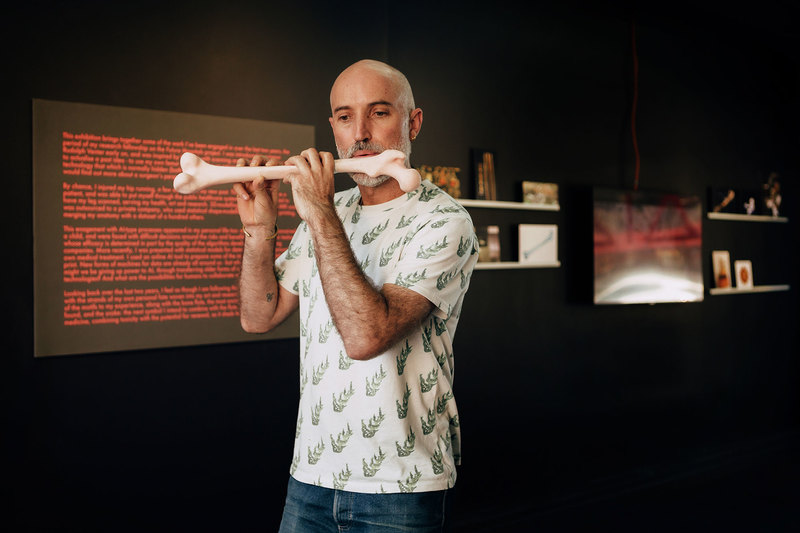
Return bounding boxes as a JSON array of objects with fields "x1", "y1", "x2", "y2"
[
  {"x1": 233, "y1": 156, "x2": 299, "y2": 333},
  {"x1": 285, "y1": 149, "x2": 434, "y2": 360},
  {"x1": 308, "y1": 207, "x2": 434, "y2": 360}
]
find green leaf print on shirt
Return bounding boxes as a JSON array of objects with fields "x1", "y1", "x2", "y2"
[
  {"x1": 418, "y1": 187, "x2": 441, "y2": 202},
  {"x1": 286, "y1": 242, "x2": 302, "y2": 260},
  {"x1": 421, "y1": 408, "x2": 437, "y2": 435},
  {"x1": 361, "y1": 408, "x2": 385, "y2": 438},
  {"x1": 333, "y1": 465, "x2": 352, "y2": 490},
  {"x1": 431, "y1": 443, "x2": 446, "y2": 475},
  {"x1": 308, "y1": 438, "x2": 325, "y2": 465},
  {"x1": 366, "y1": 365, "x2": 387, "y2": 396},
  {"x1": 318, "y1": 319, "x2": 334, "y2": 343},
  {"x1": 312, "y1": 357, "x2": 329, "y2": 385},
  {"x1": 396, "y1": 214, "x2": 417, "y2": 228},
  {"x1": 396, "y1": 340, "x2": 412, "y2": 375},
  {"x1": 345, "y1": 192, "x2": 360, "y2": 207},
  {"x1": 333, "y1": 383, "x2": 355, "y2": 412},
  {"x1": 436, "y1": 390, "x2": 454, "y2": 414},
  {"x1": 362, "y1": 220, "x2": 389, "y2": 245},
  {"x1": 395, "y1": 269, "x2": 427, "y2": 288},
  {"x1": 457, "y1": 235, "x2": 472, "y2": 257},
  {"x1": 398, "y1": 466, "x2": 422, "y2": 493},
  {"x1": 362, "y1": 447, "x2": 386, "y2": 477},
  {"x1": 436, "y1": 267, "x2": 459, "y2": 290},
  {"x1": 422, "y1": 324, "x2": 432, "y2": 352},
  {"x1": 430, "y1": 218, "x2": 449, "y2": 229},
  {"x1": 330, "y1": 423, "x2": 353, "y2": 453},
  {"x1": 395, "y1": 428, "x2": 416, "y2": 457},
  {"x1": 338, "y1": 350, "x2": 354, "y2": 370},
  {"x1": 396, "y1": 384, "x2": 411, "y2": 419},
  {"x1": 417, "y1": 236, "x2": 448, "y2": 259},
  {"x1": 379, "y1": 238, "x2": 403, "y2": 266},
  {"x1": 420, "y1": 368, "x2": 438, "y2": 393},
  {"x1": 311, "y1": 398, "x2": 323, "y2": 426}
]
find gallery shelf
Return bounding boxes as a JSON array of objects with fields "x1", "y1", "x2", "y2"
[
  {"x1": 707, "y1": 212, "x2": 787, "y2": 223},
  {"x1": 458, "y1": 199, "x2": 560, "y2": 211},
  {"x1": 709, "y1": 284, "x2": 790, "y2": 296},
  {"x1": 474, "y1": 261, "x2": 561, "y2": 270}
]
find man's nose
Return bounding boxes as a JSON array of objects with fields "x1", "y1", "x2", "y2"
[{"x1": 354, "y1": 116, "x2": 371, "y2": 142}]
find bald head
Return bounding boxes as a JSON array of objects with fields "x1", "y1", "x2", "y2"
[{"x1": 330, "y1": 59, "x2": 416, "y2": 116}]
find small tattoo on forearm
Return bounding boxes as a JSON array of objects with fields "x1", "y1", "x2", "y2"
[{"x1": 266, "y1": 292, "x2": 274, "y2": 302}]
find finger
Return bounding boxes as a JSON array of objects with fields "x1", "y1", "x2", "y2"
[
  {"x1": 320, "y1": 151, "x2": 335, "y2": 170},
  {"x1": 250, "y1": 154, "x2": 269, "y2": 167},
  {"x1": 236, "y1": 157, "x2": 247, "y2": 167},
  {"x1": 232, "y1": 182, "x2": 250, "y2": 200}
]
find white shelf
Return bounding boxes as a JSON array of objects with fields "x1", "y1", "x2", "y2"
[
  {"x1": 458, "y1": 199, "x2": 560, "y2": 211},
  {"x1": 707, "y1": 212, "x2": 787, "y2": 223},
  {"x1": 475, "y1": 261, "x2": 561, "y2": 270},
  {"x1": 709, "y1": 284, "x2": 790, "y2": 295}
]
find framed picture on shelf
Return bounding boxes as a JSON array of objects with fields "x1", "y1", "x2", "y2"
[
  {"x1": 734, "y1": 260, "x2": 753, "y2": 289},
  {"x1": 476, "y1": 225, "x2": 500, "y2": 262},
  {"x1": 470, "y1": 149, "x2": 497, "y2": 200},
  {"x1": 522, "y1": 181, "x2": 559, "y2": 206},
  {"x1": 712, "y1": 250, "x2": 732, "y2": 289},
  {"x1": 518, "y1": 224, "x2": 557, "y2": 265}
]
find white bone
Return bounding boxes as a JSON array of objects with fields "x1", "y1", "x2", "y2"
[{"x1": 173, "y1": 149, "x2": 421, "y2": 194}]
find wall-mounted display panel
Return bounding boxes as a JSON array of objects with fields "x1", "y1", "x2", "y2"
[
  {"x1": 33, "y1": 100, "x2": 313, "y2": 357},
  {"x1": 593, "y1": 188, "x2": 704, "y2": 305}
]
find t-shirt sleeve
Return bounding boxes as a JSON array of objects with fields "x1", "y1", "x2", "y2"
[
  {"x1": 274, "y1": 222, "x2": 309, "y2": 296},
  {"x1": 391, "y1": 214, "x2": 478, "y2": 320}
]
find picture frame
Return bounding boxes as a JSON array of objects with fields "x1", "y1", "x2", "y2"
[
  {"x1": 711, "y1": 250, "x2": 732, "y2": 289},
  {"x1": 734, "y1": 260, "x2": 753, "y2": 289},
  {"x1": 522, "y1": 181, "x2": 559, "y2": 206},
  {"x1": 518, "y1": 224, "x2": 558, "y2": 265}
]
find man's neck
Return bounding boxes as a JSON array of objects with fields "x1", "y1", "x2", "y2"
[{"x1": 357, "y1": 179, "x2": 405, "y2": 206}]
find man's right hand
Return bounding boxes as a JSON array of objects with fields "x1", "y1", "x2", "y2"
[{"x1": 233, "y1": 155, "x2": 280, "y2": 236}]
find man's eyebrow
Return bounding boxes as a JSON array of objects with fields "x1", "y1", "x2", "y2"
[{"x1": 332, "y1": 101, "x2": 395, "y2": 114}]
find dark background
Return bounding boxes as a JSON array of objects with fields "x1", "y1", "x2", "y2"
[{"x1": 3, "y1": 1, "x2": 798, "y2": 531}]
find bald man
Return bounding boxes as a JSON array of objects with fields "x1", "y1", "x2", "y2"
[{"x1": 234, "y1": 59, "x2": 478, "y2": 532}]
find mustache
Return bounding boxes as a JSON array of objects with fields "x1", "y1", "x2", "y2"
[{"x1": 343, "y1": 141, "x2": 386, "y2": 159}]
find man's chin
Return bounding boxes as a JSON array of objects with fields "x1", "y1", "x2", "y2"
[{"x1": 352, "y1": 173, "x2": 392, "y2": 188}]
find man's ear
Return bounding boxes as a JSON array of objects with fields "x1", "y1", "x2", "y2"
[{"x1": 409, "y1": 108, "x2": 423, "y2": 140}]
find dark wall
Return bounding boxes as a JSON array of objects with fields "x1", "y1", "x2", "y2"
[{"x1": 4, "y1": 1, "x2": 798, "y2": 531}]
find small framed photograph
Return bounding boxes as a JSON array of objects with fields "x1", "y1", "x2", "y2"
[
  {"x1": 711, "y1": 250, "x2": 732, "y2": 288},
  {"x1": 734, "y1": 260, "x2": 753, "y2": 289},
  {"x1": 518, "y1": 224, "x2": 558, "y2": 265},
  {"x1": 522, "y1": 181, "x2": 559, "y2": 206}
]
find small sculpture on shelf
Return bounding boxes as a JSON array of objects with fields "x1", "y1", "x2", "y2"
[
  {"x1": 762, "y1": 172, "x2": 782, "y2": 217},
  {"x1": 419, "y1": 164, "x2": 461, "y2": 198}
]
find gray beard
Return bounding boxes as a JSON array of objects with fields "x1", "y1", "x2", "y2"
[{"x1": 339, "y1": 137, "x2": 412, "y2": 188}]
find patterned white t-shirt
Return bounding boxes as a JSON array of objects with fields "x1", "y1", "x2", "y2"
[{"x1": 274, "y1": 180, "x2": 478, "y2": 494}]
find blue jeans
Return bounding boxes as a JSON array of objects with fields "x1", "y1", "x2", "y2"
[{"x1": 278, "y1": 476, "x2": 454, "y2": 532}]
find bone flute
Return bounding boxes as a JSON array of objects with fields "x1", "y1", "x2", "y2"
[{"x1": 173, "y1": 149, "x2": 421, "y2": 195}]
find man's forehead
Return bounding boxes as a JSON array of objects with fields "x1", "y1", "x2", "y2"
[{"x1": 331, "y1": 68, "x2": 401, "y2": 107}]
